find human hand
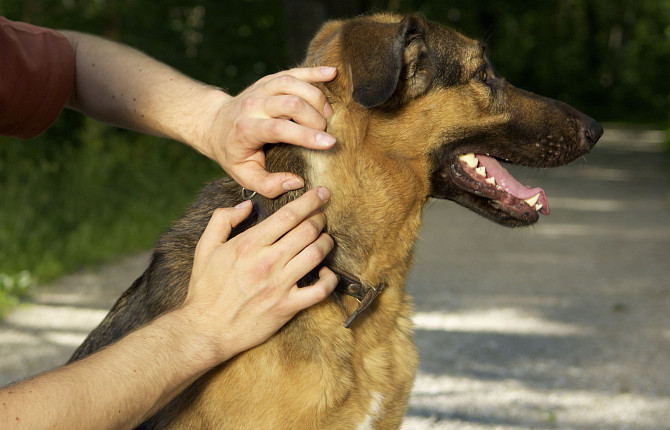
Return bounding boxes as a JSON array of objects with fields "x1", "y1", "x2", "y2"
[
  {"x1": 181, "y1": 187, "x2": 337, "y2": 363},
  {"x1": 203, "y1": 67, "x2": 337, "y2": 198}
]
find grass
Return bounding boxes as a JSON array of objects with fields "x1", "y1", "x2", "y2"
[{"x1": 0, "y1": 117, "x2": 221, "y2": 315}]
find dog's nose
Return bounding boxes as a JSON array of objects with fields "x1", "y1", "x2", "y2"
[{"x1": 583, "y1": 118, "x2": 603, "y2": 148}]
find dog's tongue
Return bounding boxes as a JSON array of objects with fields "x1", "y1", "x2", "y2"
[{"x1": 477, "y1": 154, "x2": 550, "y2": 215}]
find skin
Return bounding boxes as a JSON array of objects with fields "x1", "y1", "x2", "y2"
[
  {"x1": 0, "y1": 30, "x2": 338, "y2": 429},
  {"x1": 62, "y1": 30, "x2": 338, "y2": 199}
]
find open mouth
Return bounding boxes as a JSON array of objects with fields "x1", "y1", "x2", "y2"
[{"x1": 451, "y1": 152, "x2": 549, "y2": 225}]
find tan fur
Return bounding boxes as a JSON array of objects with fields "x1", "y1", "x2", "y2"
[
  {"x1": 159, "y1": 15, "x2": 430, "y2": 429},
  {"x1": 72, "y1": 12, "x2": 602, "y2": 429}
]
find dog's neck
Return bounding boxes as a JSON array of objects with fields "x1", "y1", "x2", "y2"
[{"x1": 263, "y1": 108, "x2": 429, "y2": 298}]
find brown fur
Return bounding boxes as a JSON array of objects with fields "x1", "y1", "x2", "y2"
[{"x1": 71, "y1": 13, "x2": 602, "y2": 429}]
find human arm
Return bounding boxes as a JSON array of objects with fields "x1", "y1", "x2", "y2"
[
  {"x1": 0, "y1": 188, "x2": 337, "y2": 429},
  {"x1": 60, "y1": 30, "x2": 337, "y2": 198}
]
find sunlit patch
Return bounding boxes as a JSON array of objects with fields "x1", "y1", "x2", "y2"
[{"x1": 412, "y1": 308, "x2": 588, "y2": 336}]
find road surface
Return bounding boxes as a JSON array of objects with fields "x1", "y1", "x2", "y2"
[{"x1": 1, "y1": 126, "x2": 669, "y2": 429}]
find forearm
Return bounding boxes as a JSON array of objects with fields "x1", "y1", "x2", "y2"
[
  {"x1": 0, "y1": 190, "x2": 335, "y2": 429},
  {"x1": 60, "y1": 30, "x2": 227, "y2": 158},
  {"x1": 58, "y1": 30, "x2": 338, "y2": 197},
  {"x1": 0, "y1": 309, "x2": 221, "y2": 430}
]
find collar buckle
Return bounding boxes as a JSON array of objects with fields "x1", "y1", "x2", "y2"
[{"x1": 330, "y1": 267, "x2": 385, "y2": 328}]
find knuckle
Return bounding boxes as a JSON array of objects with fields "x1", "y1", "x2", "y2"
[
  {"x1": 276, "y1": 206, "x2": 300, "y2": 226},
  {"x1": 210, "y1": 208, "x2": 224, "y2": 220},
  {"x1": 282, "y1": 95, "x2": 305, "y2": 113},
  {"x1": 235, "y1": 118, "x2": 254, "y2": 139},
  {"x1": 302, "y1": 219, "x2": 320, "y2": 239},
  {"x1": 210, "y1": 207, "x2": 231, "y2": 223},
  {"x1": 240, "y1": 96, "x2": 262, "y2": 112},
  {"x1": 234, "y1": 235, "x2": 257, "y2": 258},
  {"x1": 306, "y1": 86, "x2": 327, "y2": 107},
  {"x1": 253, "y1": 258, "x2": 274, "y2": 280},
  {"x1": 267, "y1": 118, "x2": 287, "y2": 137},
  {"x1": 255, "y1": 73, "x2": 275, "y2": 86},
  {"x1": 315, "y1": 211, "x2": 327, "y2": 228},
  {"x1": 312, "y1": 285, "x2": 331, "y2": 302},
  {"x1": 305, "y1": 243, "x2": 327, "y2": 263},
  {"x1": 323, "y1": 233, "x2": 335, "y2": 251},
  {"x1": 315, "y1": 90, "x2": 328, "y2": 106},
  {"x1": 313, "y1": 116, "x2": 327, "y2": 131},
  {"x1": 274, "y1": 74, "x2": 296, "y2": 89},
  {"x1": 258, "y1": 181, "x2": 277, "y2": 198}
]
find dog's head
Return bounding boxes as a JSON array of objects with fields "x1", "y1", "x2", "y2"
[{"x1": 303, "y1": 13, "x2": 602, "y2": 227}]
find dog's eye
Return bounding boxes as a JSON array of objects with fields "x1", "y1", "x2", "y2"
[{"x1": 478, "y1": 68, "x2": 488, "y2": 82}]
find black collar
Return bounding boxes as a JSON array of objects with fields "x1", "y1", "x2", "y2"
[
  {"x1": 330, "y1": 267, "x2": 385, "y2": 328},
  {"x1": 241, "y1": 188, "x2": 384, "y2": 328}
]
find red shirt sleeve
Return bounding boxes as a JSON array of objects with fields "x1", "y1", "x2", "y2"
[{"x1": 0, "y1": 17, "x2": 75, "y2": 139}]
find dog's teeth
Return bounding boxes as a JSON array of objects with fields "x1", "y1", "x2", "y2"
[
  {"x1": 524, "y1": 193, "x2": 540, "y2": 207},
  {"x1": 458, "y1": 153, "x2": 479, "y2": 168},
  {"x1": 476, "y1": 166, "x2": 486, "y2": 177},
  {"x1": 535, "y1": 203, "x2": 543, "y2": 212},
  {"x1": 486, "y1": 177, "x2": 496, "y2": 186}
]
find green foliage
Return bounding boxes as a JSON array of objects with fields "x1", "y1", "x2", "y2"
[
  {"x1": 381, "y1": 0, "x2": 670, "y2": 122},
  {"x1": 1, "y1": 0, "x2": 669, "y2": 313},
  {"x1": 0, "y1": 0, "x2": 286, "y2": 312},
  {"x1": 0, "y1": 271, "x2": 34, "y2": 316},
  {"x1": 0, "y1": 0, "x2": 287, "y2": 93},
  {"x1": 0, "y1": 119, "x2": 220, "y2": 286}
]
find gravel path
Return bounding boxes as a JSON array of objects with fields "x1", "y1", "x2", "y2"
[{"x1": 2, "y1": 126, "x2": 669, "y2": 429}]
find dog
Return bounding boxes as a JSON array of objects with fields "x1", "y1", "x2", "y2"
[{"x1": 70, "y1": 12, "x2": 603, "y2": 429}]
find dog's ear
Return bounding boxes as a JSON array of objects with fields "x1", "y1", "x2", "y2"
[{"x1": 342, "y1": 15, "x2": 431, "y2": 108}]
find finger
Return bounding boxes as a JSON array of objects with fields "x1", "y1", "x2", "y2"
[
  {"x1": 276, "y1": 66, "x2": 338, "y2": 85},
  {"x1": 197, "y1": 202, "x2": 253, "y2": 255},
  {"x1": 275, "y1": 210, "x2": 327, "y2": 262},
  {"x1": 252, "y1": 187, "x2": 330, "y2": 245},
  {"x1": 261, "y1": 68, "x2": 336, "y2": 118},
  {"x1": 229, "y1": 162, "x2": 304, "y2": 199},
  {"x1": 263, "y1": 94, "x2": 328, "y2": 131},
  {"x1": 237, "y1": 116, "x2": 336, "y2": 151},
  {"x1": 285, "y1": 266, "x2": 338, "y2": 313},
  {"x1": 282, "y1": 232, "x2": 334, "y2": 286}
]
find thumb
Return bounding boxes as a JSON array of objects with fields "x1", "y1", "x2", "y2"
[{"x1": 197, "y1": 203, "x2": 253, "y2": 255}]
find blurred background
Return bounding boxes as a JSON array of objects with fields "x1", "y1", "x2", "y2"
[{"x1": 1, "y1": 0, "x2": 669, "y2": 313}]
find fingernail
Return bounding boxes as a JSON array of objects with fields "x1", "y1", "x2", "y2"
[
  {"x1": 323, "y1": 102, "x2": 334, "y2": 118},
  {"x1": 321, "y1": 66, "x2": 337, "y2": 76},
  {"x1": 317, "y1": 187, "x2": 330, "y2": 202},
  {"x1": 316, "y1": 132, "x2": 336, "y2": 148},
  {"x1": 282, "y1": 178, "x2": 304, "y2": 191},
  {"x1": 235, "y1": 200, "x2": 252, "y2": 209}
]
